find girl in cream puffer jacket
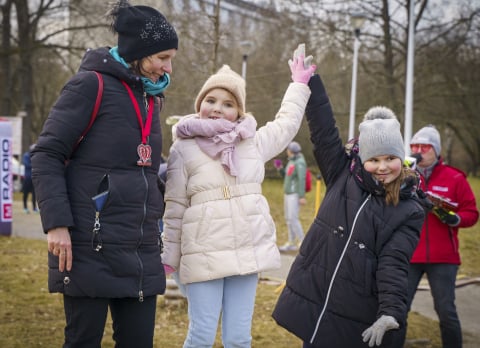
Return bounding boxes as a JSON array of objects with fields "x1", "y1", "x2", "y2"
[{"x1": 161, "y1": 45, "x2": 315, "y2": 347}]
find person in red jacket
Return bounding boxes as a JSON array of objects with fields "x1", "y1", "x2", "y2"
[{"x1": 406, "y1": 125, "x2": 479, "y2": 348}]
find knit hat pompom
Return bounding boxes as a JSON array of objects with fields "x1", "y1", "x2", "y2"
[
  {"x1": 195, "y1": 65, "x2": 246, "y2": 116},
  {"x1": 358, "y1": 106, "x2": 405, "y2": 163},
  {"x1": 410, "y1": 125, "x2": 441, "y2": 156},
  {"x1": 363, "y1": 106, "x2": 397, "y2": 121},
  {"x1": 107, "y1": 0, "x2": 178, "y2": 63}
]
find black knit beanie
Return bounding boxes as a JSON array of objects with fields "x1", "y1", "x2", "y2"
[{"x1": 113, "y1": 4, "x2": 178, "y2": 63}]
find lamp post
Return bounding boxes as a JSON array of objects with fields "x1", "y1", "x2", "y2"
[
  {"x1": 347, "y1": 14, "x2": 366, "y2": 141},
  {"x1": 240, "y1": 40, "x2": 254, "y2": 81},
  {"x1": 403, "y1": 0, "x2": 415, "y2": 154}
]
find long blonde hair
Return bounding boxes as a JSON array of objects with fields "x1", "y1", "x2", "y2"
[{"x1": 384, "y1": 167, "x2": 417, "y2": 206}]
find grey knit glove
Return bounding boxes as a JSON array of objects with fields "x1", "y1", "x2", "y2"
[{"x1": 362, "y1": 315, "x2": 399, "y2": 347}]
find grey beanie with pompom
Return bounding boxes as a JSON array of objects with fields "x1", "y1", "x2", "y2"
[{"x1": 358, "y1": 106, "x2": 405, "y2": 163}]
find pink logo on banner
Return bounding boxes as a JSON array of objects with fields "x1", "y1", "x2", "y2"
[{"x1": 3, "y1": 203, "x2": 12, "y2": 219}]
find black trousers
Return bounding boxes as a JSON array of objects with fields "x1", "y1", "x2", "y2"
[
  {"x1": 63, "y1": 294, "x2": 157, "y2": 348},
  {"x1": 22, "y1": 177, "x2": 36, "y2": 210}
]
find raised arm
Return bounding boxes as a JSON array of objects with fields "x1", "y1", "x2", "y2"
[
  {"x1": 305, "y1": 74, "x2": 347, "y2": 187},
  {"x1": 255, "y1": 44, "x2": 316, "y2": 161}
]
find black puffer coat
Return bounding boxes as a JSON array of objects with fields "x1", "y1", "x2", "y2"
[
  {"x1": 272, "y1": 75, "x2": 425, "y2": 347},
  {"x1": 31, "y1": 47, "x2": 166, "y2": 299}
]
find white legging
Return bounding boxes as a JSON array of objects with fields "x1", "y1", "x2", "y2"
[
  {"x1": 284, "y1": 193, "x2": 304, "y2": 243},
  {"x1": 183, "y1": 273, "x2": 258, "y2": 348}
]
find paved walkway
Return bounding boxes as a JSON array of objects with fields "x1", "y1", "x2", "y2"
[
  {"x1": 10, "y1": 199, "x2": 45, "y2": 240},
  {"x1": 262, "y1": 253, "x2": 480, "y2": 347},
  {"x1": 8, "y1": 199, "x2": 480, "y2": 347}
]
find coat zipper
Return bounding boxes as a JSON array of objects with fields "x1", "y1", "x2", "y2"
[
  {"x1": 309, "y1": 194, "x2": 371, "y2": 344},
  {"x1": 136, "y1": 166, "x2": 149, "y2": 302},
  {"x1": 136, "y1": 90, "x2": 149, "y2": 302}
]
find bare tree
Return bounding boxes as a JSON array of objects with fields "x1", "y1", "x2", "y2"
[
  {"x1": 0, "y1": 0, "x2": 14, "y2": 115},
  {"x1": 278, "y1": 0, "x2": 480, "y2": 173},
  {"x1": 1, "y1": 0, "x2": 479, "y2": 173},
  {"x1": 0, "y1": 0, "x2": 108, "y2": 153}
]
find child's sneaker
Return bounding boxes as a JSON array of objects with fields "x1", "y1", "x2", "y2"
[
  {"x1": 297, "y1": 239, "x2": 304, "y2": 248},
  {"x1": 279, "y1": 242, "x2": 298, "y2": 252},
  {"x1": 24, "y1": 208, "x2": 30, "y2": 214}
]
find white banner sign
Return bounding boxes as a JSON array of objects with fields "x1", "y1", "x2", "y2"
[{"x1": 0, "y1": 119, "x2": 13, "y2": 236}]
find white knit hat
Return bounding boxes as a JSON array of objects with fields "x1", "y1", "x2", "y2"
[
  {"x1": 410, "y1": 125, "x2": 441, "y2": 156},
  {"x1": 194, "y1": 65, "x2": 246, "y2": 116},
  {"x1": 358, "y1": 106, "x2": 405, "y2": 163}
]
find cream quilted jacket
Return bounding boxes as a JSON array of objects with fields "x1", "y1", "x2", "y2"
[{"x1": 161, "y1": 82, "x2": 311, "y2": 284}]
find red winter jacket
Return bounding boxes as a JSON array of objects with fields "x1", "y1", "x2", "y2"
[{"x1": 411, "y1": 159, "x2": 479, "y2": 264}]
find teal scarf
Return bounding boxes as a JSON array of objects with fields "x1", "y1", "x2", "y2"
[{"x1": 109, "y1": 46, "x2": 171, "y2": 96}]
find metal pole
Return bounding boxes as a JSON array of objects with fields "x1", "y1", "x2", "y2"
[
  {"x1": 241, "y1": 54, "x2": 248, "y2": 81},
  {"x1": 348, "y1": 35, "x2": 361, "y2": 141},
  {"x1": 404, "y1": 0, "x2": 415, "y2": 154},
  {"x1": 314, "y1": 175, "x2": 322, "y2": 217}
]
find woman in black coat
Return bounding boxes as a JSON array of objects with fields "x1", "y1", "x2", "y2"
[
  {"x1": 31, "y1": 1, "x2": 177, "y2": 347},
  {"x1": 272, "y1": 73, "x2": 425, "y2": 347}
]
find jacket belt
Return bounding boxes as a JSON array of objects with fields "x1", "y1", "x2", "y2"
[{"x1": 190, "y1": 183, "x2": 262, "y2": 205}]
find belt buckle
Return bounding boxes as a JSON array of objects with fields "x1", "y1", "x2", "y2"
[{"x1": 222, "y1": 186, "x2": 231, "y2": 199}]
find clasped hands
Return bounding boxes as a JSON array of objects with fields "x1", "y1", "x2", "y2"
[
  {"x1": 288, "y1": 43, "x2": 316, "y2": 84},
  {"x1": 164, "y1": 264, "x2": 175, "y2": 275}
]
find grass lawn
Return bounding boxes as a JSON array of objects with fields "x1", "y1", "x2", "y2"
[{"x1": 1, "y1": 176, "x2": 478, "y2": 347}]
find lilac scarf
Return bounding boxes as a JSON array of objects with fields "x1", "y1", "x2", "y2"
[{"x1": 175, "y1": 115, "x2": 257, "y2": 176}]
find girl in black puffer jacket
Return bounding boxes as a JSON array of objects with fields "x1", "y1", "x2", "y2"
[{"x1": 273, "y1": 73, "x2": 425, "y2": 348}]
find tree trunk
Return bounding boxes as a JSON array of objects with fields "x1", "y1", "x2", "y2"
[
  {"x1": 14, "y1": 0, "x2": 33, "y2": 153},
  {"x1": 0, "y1": 0, "x2": 13, "y2": 115}
]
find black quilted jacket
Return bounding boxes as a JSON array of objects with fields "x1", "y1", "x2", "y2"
[
  {"x1": 31, "y1": 47, "x2": 166, "y2": 299},
  {"x1": 272, "y1": 75, "x2": 425, "y2": 347}
]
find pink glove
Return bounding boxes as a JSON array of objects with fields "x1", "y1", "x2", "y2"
[
  {"x1": 273, "y1": 159, "x2": 283, "y2": 169},
  {"x1": 289, "y1": 54, "x2": 316, "y2": 84},
  {"x1": 164, "y1": 264, "x2": 175, "y2": 275}
]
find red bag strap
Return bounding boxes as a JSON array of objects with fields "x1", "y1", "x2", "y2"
[
  {"x1": 67, "y1": 72, "x2": 103, "y2": 162},
  {"x1": 76, "y1": 71, "x2": 103, "y2": 145}
]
